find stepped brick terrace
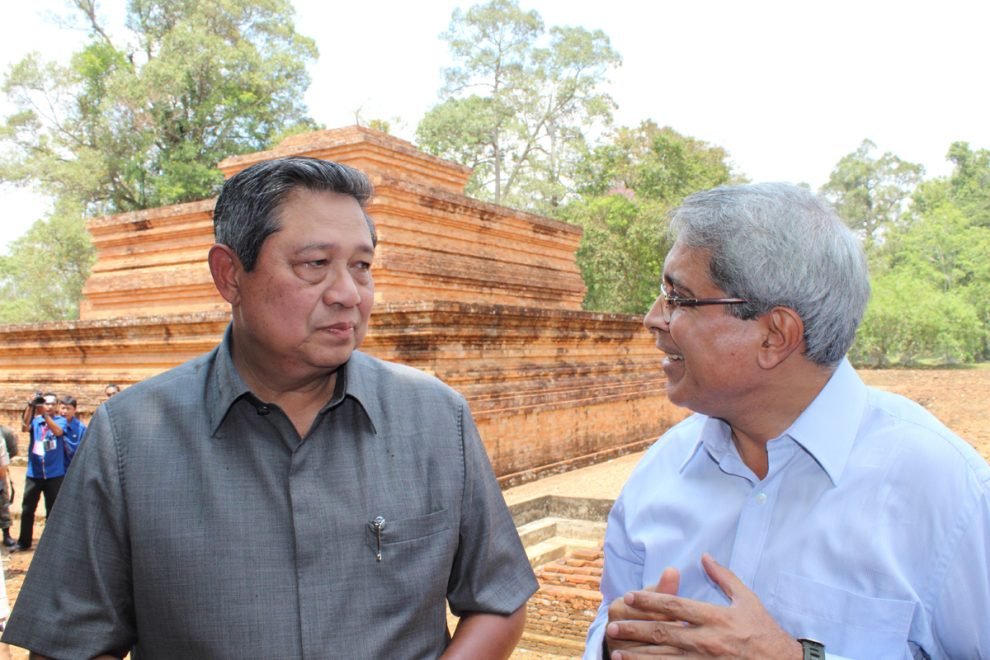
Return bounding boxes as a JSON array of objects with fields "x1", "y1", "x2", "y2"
[{"x1": 0, "y1": 125, "x2": 685, "y2": 484}]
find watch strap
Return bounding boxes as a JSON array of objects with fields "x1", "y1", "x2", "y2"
[{"x1": 798, "y1": 638, "x2": 825, "y2": 660}]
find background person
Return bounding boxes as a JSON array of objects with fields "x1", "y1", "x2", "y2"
[
  {"x1": 13, "y1": 392, "x2": 69, "y2": 552},
  {"x1": 56, "y1": 396, "x2": 86, "y2": 467},
  {"x1": 103, "y1": 384, "x2": 120, "y2": 400},
  {"x1": 587, "y1": 183, "x2": 990, "y2": 659},
  {"x1": 0, "y1": 426, "x2": 17, "y2": 548},
  {"x1": 3, "y1": 157, "x2": 537, "y2": 659}
]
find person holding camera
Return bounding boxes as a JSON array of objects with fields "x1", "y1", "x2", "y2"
[{"x1": 13, "y1": 392, "x2": 77, "y2": 552}]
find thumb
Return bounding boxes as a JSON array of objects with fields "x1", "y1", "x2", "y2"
[
  {"x1": 701, "y1": 553, "x2": 744, "y2": 602},
  {"x1": 655, "y1": 566, "x2": 680, "y2": 596}
]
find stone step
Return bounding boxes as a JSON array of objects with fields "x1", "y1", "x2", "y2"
[
  {"x1": 526, "y1": 538, "x2": 568, "y2": 567},
  {"x1": 526, "y1": 535, "x2": 602, "y2": 568},
  {"x1": 516, "y1": 517, "x2": 558, "y2": 548},
  {"x1": 554, "y1": 518, "x2": 606, "y2": 540}
]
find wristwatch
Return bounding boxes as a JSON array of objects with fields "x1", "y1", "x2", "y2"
[{"x1": 798, "y1": 638, "x2": 825, "y2": 660}]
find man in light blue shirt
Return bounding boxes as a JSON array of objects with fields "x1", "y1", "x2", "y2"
[{"x1": 587, "y1": 183, "x2": 990, "y2": 659}]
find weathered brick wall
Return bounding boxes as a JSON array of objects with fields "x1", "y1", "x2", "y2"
[
  {"x1": 524, "y1": 547, "x2": 604, "y2": 653},
  {"x1": 0, "y1": 303, "x2": 682, "y2": 479}
]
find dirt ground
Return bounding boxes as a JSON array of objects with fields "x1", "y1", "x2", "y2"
[{"x1": 2, "y1": 366, "x2": 988, "y2": 657}]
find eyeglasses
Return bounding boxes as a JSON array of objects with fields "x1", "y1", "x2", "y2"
[{"x1": 656, "y1": 282, "x2": 749, "y2": 323}]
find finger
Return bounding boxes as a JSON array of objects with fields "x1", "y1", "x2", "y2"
[
  {"x1": 607, "y1": 619, "x2": 691, "y2": 650},
  {"x1": 606, "y1": 637, "x2": 684, "y2": 655},
  {"x1": 700, "y1": 553, "x2": 746, "y2": 602},
  {"x1": 655, "y1": 567, "x2": 680, "y2": 595},
  {"x1": 610, "y1": 644, "x2": 687, "y2": 658},
  {"x1": 624, "y1": 590, "x2": 710, "y2": 625},
  {"x1": 611, "y1": 593, "x2": 683, "y2": 623}
]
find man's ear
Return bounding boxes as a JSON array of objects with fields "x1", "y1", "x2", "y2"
[
  {"x1": 757, "y1": 306, "x2": 805, "y2": 369},
  {"x1": 208, "y1": 244, "x2": 243, "y2": 305}
]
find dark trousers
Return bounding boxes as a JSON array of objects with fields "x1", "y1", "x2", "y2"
[{"x1": 18, "y1": 475, "x2": 64, "y2": 548}]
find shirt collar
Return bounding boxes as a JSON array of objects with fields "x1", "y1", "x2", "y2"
[
  {"x1": 206, "y1": 326, "x2": 253, "y2": 436},
  {"x1": 679, "y1": 416, "x2": 730, "y2": 472},
  {"x1": 784, "y1": 358, "x2": 866, "y2": 484},
  {"x1": 331, "y1": 351, "x2": 379, "y2": 434},
  {"x1": 678, "y1": 359, "x2": 867, "y2": 484},
  {"x1": 207, "y1": 326, "x2": 379, "y2": 436}
]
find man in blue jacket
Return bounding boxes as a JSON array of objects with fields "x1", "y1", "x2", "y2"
[{"x1": 13, "y1": 392, "x2": 77, "y2": 552}]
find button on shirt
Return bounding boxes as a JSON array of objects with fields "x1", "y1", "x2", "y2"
[
  {"x1": 585, "y1": 359, "x2": 990, "y2": 659},
  {"x1": 3, "y1": 328, "x2": 537, "y2": 658}
]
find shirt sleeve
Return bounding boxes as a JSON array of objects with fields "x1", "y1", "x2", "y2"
[
  {"x1": 929, "y1": 471, "x2": 990, "y2": 657},
  {"x1": 583, "y1": 493, "x2": 643, "y2": 659},
  {"x1": 62, "y1": 420, "x2": 86, "y2": 464},
  {"x1": 1, "y1": 406, "x2": 136, "y2": 656},
  {"x1": 445, "y1": 399, "x2": 538, "y2": 617}
]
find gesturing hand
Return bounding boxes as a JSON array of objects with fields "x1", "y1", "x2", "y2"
[
  {"x1": 605, "y1": 554, "x2": 802, "y2": 659},
  {"x1": 604, "y1": 566, "x2": 682, "y2": 655}
]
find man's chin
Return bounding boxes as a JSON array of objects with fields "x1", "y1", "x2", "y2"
[
  {"x1": 309, "y1": 344, "x2": 358, "y2": 369},
  {"x1": 664, "y1": 382, "x2": 692, "y2": 410}
]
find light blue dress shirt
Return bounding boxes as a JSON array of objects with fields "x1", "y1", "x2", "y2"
[{"x1": 586, "y1": 359, "x2": 990, "y2": 659}]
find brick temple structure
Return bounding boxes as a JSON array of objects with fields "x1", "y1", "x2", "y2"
[{"x1": 0, "y1": 126, "x2": 683, "y2": 484}]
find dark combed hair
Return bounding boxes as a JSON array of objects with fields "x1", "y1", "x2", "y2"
[{"x1": 212, "y1": 157, "x2": 377, "y2": 271}]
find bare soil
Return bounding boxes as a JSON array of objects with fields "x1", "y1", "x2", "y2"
[{"x1": 2, "y1": 367, "x2": 988, "y2": 658}]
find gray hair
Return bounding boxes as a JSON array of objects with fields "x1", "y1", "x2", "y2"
[
  {"x1": 669, "y1": 182, "x2": 870, "y2": 366},
  {"x1": 212, "y1": 157, "x2": 376, "y2": 271}
]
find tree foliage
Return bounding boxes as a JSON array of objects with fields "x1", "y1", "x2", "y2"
[
  {"x1": 0, "y1": 202, "x2": 97, "y2": 322},
  {"x1": 416, "y1": 0, "x2": 620, "y2": 214},
  {"x1": 561, "y1": 123, "x2": 737, "y2": 313},
  {"x1": 0, "y1": 0, "x2": 317, "y2": 321},
  {"x1": 820, "y1": 139, "x2": 924, "y2": 252},
  {"x1": 849, "y1": 142, "x2": 990, "y2": 365}
]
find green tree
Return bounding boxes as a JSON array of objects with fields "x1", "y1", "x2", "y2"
[
  {"x1": 854, "y1": 188, "x2": 990, "y2": 365},
  {"x1": 852, "y1": 270, "x2": 982, "y2": 366},
  {"x1": 561, "y1": 123, "x2": 737, "y2": 313},
  {"x1": 416, "y1": 0, "x2": 621, "y2": 213},
  {"x1": 915, "y1": 142, "x2": 990, "y2": 228},
  {"x1": 820, "y1": 139, "x2": 924, "y2": 252},
  {"x1": 0, "y1": 0, "x2": 317, "y2": 321},
  {"x1": 0, "y1": 202, "x2": 97, "y2": 322}
]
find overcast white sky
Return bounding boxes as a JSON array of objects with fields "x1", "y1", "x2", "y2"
[{"x1": 1, "y1": 0, "x2": 988, "y2": 252}]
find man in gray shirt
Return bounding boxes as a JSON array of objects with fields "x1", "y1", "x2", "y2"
[{"x1": 3, "y1": 157, "x2": 537, "y2": 658}]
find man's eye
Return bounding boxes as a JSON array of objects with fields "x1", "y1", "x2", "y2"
[
  {"x1": 354, "y1": 261, "x2": 372, "y2": 272},
  {"x1": 307, "y1": 259, "x2": 328, "y2": 268}
]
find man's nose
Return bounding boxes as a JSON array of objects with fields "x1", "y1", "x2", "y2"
[
  {"x1": 322, "y1": 268, "x2": 361, "y2": 307},
  {"x1": 644, "y1": 296, "x2": 668, "y2": 333}
]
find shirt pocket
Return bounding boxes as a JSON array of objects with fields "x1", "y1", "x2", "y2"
[
  {"x1": 365, "y1": 509, "x2": 455, "y2": 569},
  {"x1": 772, "y1": 571, "x2": 916, "y2": 659}
]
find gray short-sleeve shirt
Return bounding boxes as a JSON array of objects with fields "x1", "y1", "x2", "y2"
[{"x1": 3, "y1": 329, "x2": 537, "y2": 658}]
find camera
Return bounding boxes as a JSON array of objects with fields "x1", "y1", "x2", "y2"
[{"x1": 30, "y1": 392, "x2": 45, "y2": 406}]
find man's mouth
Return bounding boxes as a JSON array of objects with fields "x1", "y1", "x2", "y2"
[
  {"x1": 322, "y1": 322, "x2": 356, "y2": 336},
  {"x1": 657, "y1": 344, "x2": 683, "y2": 362}
]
